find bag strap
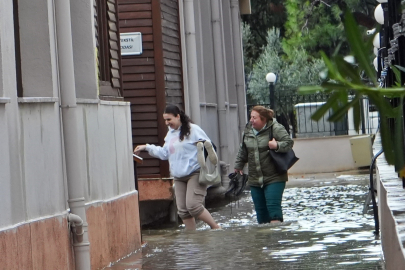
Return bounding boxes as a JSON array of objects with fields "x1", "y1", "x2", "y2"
[
  {"x1": 241, "y1": 122, "x2": 250, "y2": 149},
  {"x1": 269, "y1": 124, "x2": 274, "y2": 141},
  {"x1": 243, "y1": 123, "x2": 274, "y2": 145},
  {"x1": 242, "y1": 133, "x2": 246, "y2": 150}
]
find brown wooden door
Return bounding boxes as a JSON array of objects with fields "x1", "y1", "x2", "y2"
[{"x1": 118, "y1": 0, "x2": 184, "y2": 178}]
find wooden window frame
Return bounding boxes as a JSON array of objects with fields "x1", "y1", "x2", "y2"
[
  {"x1": 12, "y1": 0, "x2": 23, "y2": 97},
  {"x1": 97, "y1": 0, "x2": 110, "y2": 83}
]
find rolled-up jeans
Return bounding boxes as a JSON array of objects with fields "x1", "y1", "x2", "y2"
[
  {"x1": 174, "y1": 171, "x2": 207, "y2": 220},
  {"x1": 250, "y1": 181, "x2": 286, "y2": 223}
]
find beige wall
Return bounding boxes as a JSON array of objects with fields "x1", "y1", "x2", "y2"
[
  {"x1": 0, "y1": 215, "x2": 74, "y2": 270},
  {"x1": 375, "y1": 135, "x2": 405, "y2": 270},
  {"x1": 289, "y1": 136, "x2": 360, "y2": 174},
  {"x1": 87, "y1": 192, "x2": 141, "y2": 270},
  {"x1": 0, "y1": 191, "x2": 141, "y2": 270},
  {"x1": 378, "y1": 177, "x2": 405, "y2": 270},
  {"x1": 0, "y1": 99, "x2": 141, "y2": 269},
  {"x1": 1, "y1": 0, "x2": 141, "y2": 268},
  {"x1": 76, "y1": 101, "x2": 136, "y2": 201}
]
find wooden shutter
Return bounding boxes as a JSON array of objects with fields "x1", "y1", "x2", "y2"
[
  {"x1": 95, "y1": 0, "x2": 123, "y2": 97},
  {"x1": 161, "y1": 0, "x2": 183, "y2": 107}
]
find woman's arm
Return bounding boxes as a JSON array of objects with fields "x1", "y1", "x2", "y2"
[
  {"x1": 145, "y1": 143, "x2": 169, "y2": 160},
  {"x1": 234, "y1": 133, "x2": 248, "y2": 171},
  {"x1": 134, "y1": 143, "x2": 169, "y2": 160},
  {"x1": 272, "y1": 123, "x2": 294, "y2": 153},
  {"x1": 134, "y1": 145, "x2": 146, "y2": 155}
]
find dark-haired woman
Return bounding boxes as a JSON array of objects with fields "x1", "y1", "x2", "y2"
[
  {"x1": 134, "y1": 105, "x2": 220, "y2": 230},
  {"x1": 234, "y1": 106, "x2": 293, "y2": 224}
]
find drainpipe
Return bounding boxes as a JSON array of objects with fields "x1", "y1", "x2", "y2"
[
  {"x1": 178, "y1": 0, "x2": 190, "y2": 115},
  {"x1": 183, "y1": 0, "x2": 201, "y2": 124},
  {"x1": 54, "y1": 0, "x2": 91, "y2": 269},
  {"x1": 69, "y1": 213, "x2": 84, "y2": 243},
  {"x1": 210, "y1": 0, "x2": 229, "y2": 163},
  {"x1": 230, "y1": 0, "x2": 247, "y2": 135}
]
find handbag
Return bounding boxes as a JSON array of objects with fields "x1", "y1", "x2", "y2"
[
  {"x1": 268, "y1": 125, "x2": 299, "y2": 173},
  {"x1": 197, "y1": 141, "x2": 221, "y2": 186}
]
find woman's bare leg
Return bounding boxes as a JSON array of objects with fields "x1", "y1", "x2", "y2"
[
  {"x1": 182, "y1": 217, "x2": 196, "y2": 231},
  {"x1": 197, "y1": 209, "x2": 221, "y2": 229}
]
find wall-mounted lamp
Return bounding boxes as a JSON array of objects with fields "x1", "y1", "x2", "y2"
[
  {"x1": 373, "y1": 57, "x2": 378, "y2": 71},
  {"x1": 374, "y1": 4, "x2": 384, "y2": 25},
  {"x1": 373, "y1": 33, "x2": 381, "y2": 48}
]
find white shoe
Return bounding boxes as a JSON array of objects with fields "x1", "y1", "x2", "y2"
[{"x1": 204, "y1": 141, "x2": 218, "y2": 165}]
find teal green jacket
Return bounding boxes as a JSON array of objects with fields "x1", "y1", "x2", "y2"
[{"x1": 234, "y1": 119, "x2": 294, "y2": 187}]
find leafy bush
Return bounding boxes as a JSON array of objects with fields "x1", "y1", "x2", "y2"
[{"x1": 299, "y1": 10, "x2": 405, "y2": 170}]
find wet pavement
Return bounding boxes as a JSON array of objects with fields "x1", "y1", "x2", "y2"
[{"x1": 105, "y1": 173, "x2": 385, "y2": 270}]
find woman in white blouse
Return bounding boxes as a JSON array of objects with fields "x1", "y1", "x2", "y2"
[{"x1": 134, "y1": 104, "x2": 220, "y2": 230}]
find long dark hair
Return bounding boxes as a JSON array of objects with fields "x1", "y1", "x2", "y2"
[{"x1": 164, "y1": 104, "x2": 191, "y2": 141}]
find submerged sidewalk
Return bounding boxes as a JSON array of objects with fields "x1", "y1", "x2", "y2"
[{"x1": 106, "y1": 172, "x2": 384, "y2": 270}]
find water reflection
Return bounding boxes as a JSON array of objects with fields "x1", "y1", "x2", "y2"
[{"x1": 106, "y1": 176, "x2": 385, "y2": 270}]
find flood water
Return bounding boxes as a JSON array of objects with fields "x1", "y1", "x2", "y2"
[{"x1": 106, "y1": 174, "x2": 385, "y2": 270}]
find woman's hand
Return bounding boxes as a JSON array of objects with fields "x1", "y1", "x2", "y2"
[
  {"x1": 268, "y1": 139, "x2": 278, "y2": 150},
  {"x1": 234, "y1": 169, "x2": 244, "y2": 175},
  {"x1": 134, "y1": 145, "x2": 146, "y2": 155}
]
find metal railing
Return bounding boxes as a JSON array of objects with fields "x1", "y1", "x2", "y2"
[{"x1": 247, "y1": 91, "x2": 379, "y2": 138}]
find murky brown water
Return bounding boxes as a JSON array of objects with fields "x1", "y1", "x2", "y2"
[{"x1": 106, "y1": 174, "x2": 385, "y2": 270}]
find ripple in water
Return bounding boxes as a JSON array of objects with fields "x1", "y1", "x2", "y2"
[{"x1": 107, "y1": 179, "x2": 385, "y2": 270}]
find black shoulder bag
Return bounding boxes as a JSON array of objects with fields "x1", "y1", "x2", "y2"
[{"x1": 268, "y1": 125, "x2": 299, "y2": 173}]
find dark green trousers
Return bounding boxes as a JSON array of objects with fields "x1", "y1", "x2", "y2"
[{"x1": 250, "y1": 181, "x2": 286, "y2": 223}]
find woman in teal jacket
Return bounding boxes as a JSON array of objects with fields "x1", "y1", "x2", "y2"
[{"x1": 234, "y1": 106, "x2": 294, "y2": 224}]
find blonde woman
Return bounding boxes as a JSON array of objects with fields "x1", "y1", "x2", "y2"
[{"x1": 234, "y1": 106, "x2": 293, "y2": 224}]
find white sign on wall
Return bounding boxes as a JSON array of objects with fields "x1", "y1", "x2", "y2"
[{"x1": 120, "y1": 32, "x2": 142, "y2": 56}]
